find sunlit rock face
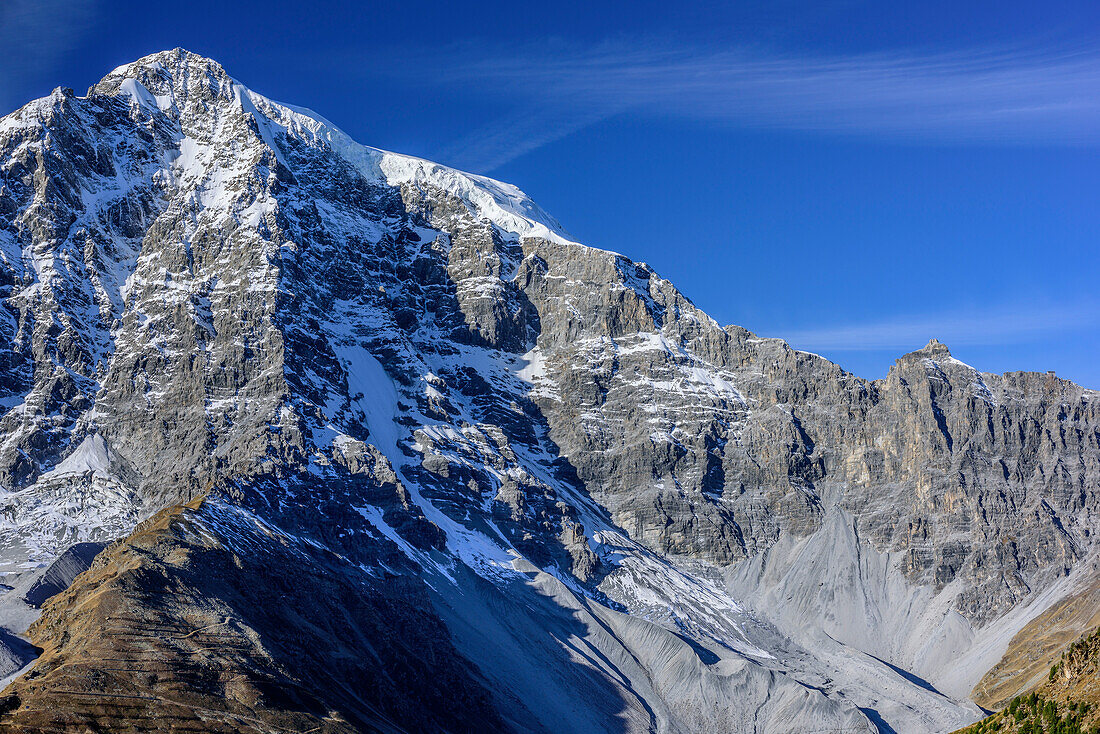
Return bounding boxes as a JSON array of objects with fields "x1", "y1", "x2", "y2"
[{"x1": 0, "y1": 49, "x2": 1097, "y2": 733}]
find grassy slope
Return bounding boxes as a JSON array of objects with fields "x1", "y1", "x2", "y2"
[{"x1": 958, "y1": 627, "x2": 1100, "y2": 734}]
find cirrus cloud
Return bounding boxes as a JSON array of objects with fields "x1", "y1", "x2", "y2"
[{"x1": 395, "y1": 39, "x2": 1100, "y2": 171}]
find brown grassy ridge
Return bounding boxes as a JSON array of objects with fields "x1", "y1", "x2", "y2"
[
  {"x1": 0, "y1": 496, "x2": 507, "y2": 734},
  {"x1": 957, "y1": 625, "x2": 1100, "y2": 734},
  {"x1": 973, "y1": 571, "x2": 1100, "y2": 711}
]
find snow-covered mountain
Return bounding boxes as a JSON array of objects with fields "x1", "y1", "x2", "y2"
[{"x1": 0, "y1": 49, "x2": 1097, "y2": 732}]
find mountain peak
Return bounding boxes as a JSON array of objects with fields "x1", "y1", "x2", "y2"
[
  {"x1": 88, "y1": 47, "x2": 235, "y2": 105},
  {"x1": 898, "y1": 337, "x2": 952, "y2": 360},
  {"x1": 924, "y1": 337, "x2": 950, "y2": 354},
  {"x1": 103, "y1": 47, "x2": 229, "y2": 82},
  {"x1": 76, "y1": 49, "x2": 577, "y2": 247},
  {"x1": 889, "y1": 338, "x2": 962, "y2": 373}
]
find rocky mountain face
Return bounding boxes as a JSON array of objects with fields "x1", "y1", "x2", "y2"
[{"x1": 0, "y1": 49, "x2": 1097, "y2": 733}]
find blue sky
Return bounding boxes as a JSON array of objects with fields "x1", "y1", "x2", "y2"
[{"x1": 2, "y1": 0, "x2": 1098, "y2": 386}]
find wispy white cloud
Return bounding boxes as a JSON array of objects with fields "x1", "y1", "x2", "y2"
[
  {"x1": 433, "y1": 104, "x2": 613, "y2": 175},
  {"x1": 776, "y1": 301, "x2": 1100, "y2": 352},
  {"x1": 404, "y1": 39, "x2": 1100, "y2": 171},
  {"x1": 0, "y1": 0, "x2": 101, "y2": 111}
]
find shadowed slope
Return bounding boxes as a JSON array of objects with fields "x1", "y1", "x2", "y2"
[{"x1": 0, "y1": 499, "x2": 507, "y2": 734}]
